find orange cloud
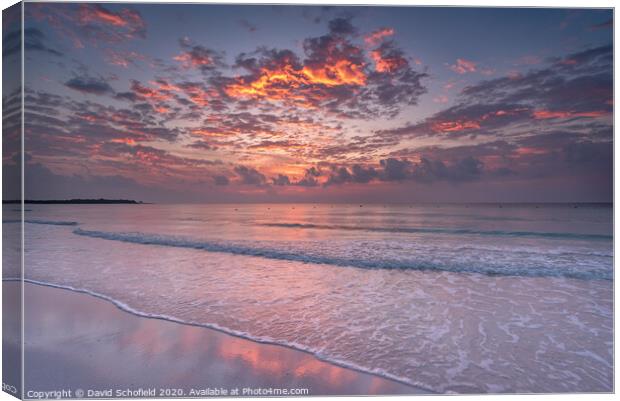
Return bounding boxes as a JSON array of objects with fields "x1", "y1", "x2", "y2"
[
  {"x1": 77, "y1": 4, "x2": 145, "y2": 37},
  {"x1": 110, "y1": 138, "x2": 137, "y2": 145},
  {"x1": 180, "y1": 83, "x2": 212, "y2": 107},
  {"x1": 533, "y1": 110, "x2": 607, "y2": 119},
  {"x1": 432, "y1": 120, "x2": 481, "y2": 132},
  {"x1": 364, "y1": 27, "x2": 395, "y2": 46},
  {"x1": 450, "y1": 58, "x2": 477, "y2": 74},
  {"x1": 225, "y1": 59, "x2": 366, "y2": 105},
  {"x1": 430, "y1": 108, "x2": 527, "y2": 133},
  {"x1": 370, "y1": 49, "x2": 406, "y2": 73},
  {"x1": 302, "y1": 61, "x2": 366, "y2": 86},
  {"x1": 79, "y1": 5, "x2": 128, "y2": 26},
  {"x1": 190, "y1": 128, "x2": 232, "y2": 137},
  {"x1": 174, "y1": 51, "x2": 213, "y2": 69},
  {"x1": 150, "y1": 80, "x2": 181, "y2": 92},
  {"x1": 131, "y1": 81, "x2": 173, "y2": 102}
]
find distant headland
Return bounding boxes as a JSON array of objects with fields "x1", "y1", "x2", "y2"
[{"x1": 3, "y1": 199, "x2": 145, "y2": 204}]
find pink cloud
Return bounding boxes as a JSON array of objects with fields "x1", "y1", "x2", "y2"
[
  {"x1": 363, "y1": 27, "x2": 395, "y2": 46},
  {"x1": 433, "y1": 95, "x2": 449, "y2": 104},
  {"x1": 450, "y1": 58, "x2": 477, "y2": 74}
]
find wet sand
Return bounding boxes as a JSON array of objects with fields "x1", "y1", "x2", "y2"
[{"x1": 12, "y1": 282, "x2": 428, "y2": 396}]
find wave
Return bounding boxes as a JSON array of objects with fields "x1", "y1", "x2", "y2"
[
  {"x1": 3, "y1": 219, "x2": 79, "y2": 226},
  {"x1": 260, "y1": 223, "x2": 612, "y2": 241},
  {"x1": 4, "y1": 278, "x2": 433, "y2": 393},
  {"x1": 72, "y1": 228, "x2": 611, "y2": 280}
]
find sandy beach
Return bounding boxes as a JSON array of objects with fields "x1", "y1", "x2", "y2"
[{"x1": 11, "y1": 282, "x2": 427, "y2": 396}]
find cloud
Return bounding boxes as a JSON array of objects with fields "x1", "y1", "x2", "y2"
[
  {"x1": 4, "y1": 28, "x2": 63, "y2": 57},
  {"x1": 272, "y1": 174, "x2": 291, "y2": 186},
  {"x1": 322, "y1": 156, "x2": 484, "y2": 186},
  {"x1": 65, "y1": 76, "x2": 113, "y2": 95},
  {"x1": 363, "y1": 27, "x2": 395, "y2": 46},
  {"x1": 127, "y1": 80, "x2": 174, "y2": 102},
  {"x1": 327, "y1": 17, "x2": 357, "y2": 36},
  {"x1": 379, "y1": 158, "x2": 411, "y2": 181},
  {"x1": 450, "y1": 58, "x2": 477, "y2": 74},
  {"x1": 234, "y1": 165, "x2": 267, "y2": 185},
  {"x1": 105, "y1": 49, "x2": 149, "y2": 67},
  {"x1": 532, "y1": 110, "x2": 607, "y2": 120},
  {"x1": 248, "y1": 140, "x2": 305, "y2": 152},
  {"x1": 378, "y1": 44, "x2": 612, "y2": 141},
  {"x1": 370, "y1": 40, "x2": 408, "y2": 73},
  {"x1": 295, "y1": 167, "x2": 321, "y2": 187},
  {"x1": 174, "y1": 37, "x2": 224, "y2": 72},
  {"x1": 24, "y1": 88, "x2": 184, "y2": 164},
  {"x1": 409, "y1": 156, "x2": 483, "y2": 183},
  {"x1": 28, "y1": 3, "x2": 147, "y2": 48},
  {"x1": 225, "y1": 46, "x2": 365, "y2": 106},
  {"x1": 462, "y1": 45, "x2": 612, "y2": 111},
  {"x1": 222, "y1": 18, "x2": 427, "y2": 118},
  {"x1": 77, "y1": 4, "x2": 146, "y2": 39},
  {"x1": 213, "y1": 175, "x2": 230, "y2": 186}
]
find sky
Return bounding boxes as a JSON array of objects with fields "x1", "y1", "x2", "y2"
[{"x1": 2, "y1": 3, "x2": 614, "y2": 203}]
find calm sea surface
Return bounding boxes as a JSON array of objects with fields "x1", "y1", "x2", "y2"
[{"x1": 3, "y1": 203, "x2": 613, "y2": 393}]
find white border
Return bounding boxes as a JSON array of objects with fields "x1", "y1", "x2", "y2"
[{"x1": 0, "y1": 2, "x2": 616, "y2": 401}]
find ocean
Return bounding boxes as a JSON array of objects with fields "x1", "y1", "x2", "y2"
[{"x1": 3, "y1": 203, "x2": 613, "y2": 393}]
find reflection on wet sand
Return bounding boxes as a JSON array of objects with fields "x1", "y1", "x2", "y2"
[{"x1": 19, "y1": 282, "x2": 425, "y2": 395}]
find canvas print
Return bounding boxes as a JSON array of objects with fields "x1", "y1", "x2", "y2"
[{"x1": 2, "y1": 1, "x2": 614, "y2": 397}]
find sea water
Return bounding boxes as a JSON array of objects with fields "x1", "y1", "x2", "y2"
[{"x1": 3, "y1": 203, "x2": 613, "y2": 393}]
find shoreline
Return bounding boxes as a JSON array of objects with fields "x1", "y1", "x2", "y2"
[{"x1": 11, "y1": 281, "x2": 429, "y2": 396}]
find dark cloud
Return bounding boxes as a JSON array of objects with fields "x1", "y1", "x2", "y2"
[
  {"x1": 4, "y1": 28, "x2": 63, "y2": 57},
  {"x1": 409, "y1": 156, "x2": 483, "y2": 183},
  {"x1": 324, "y1": 166, "x2": 352, "y2": 186},
  {"x1": 323, "y1": 156, "x2": 484, "y2": 186},
  {"x1": 328, "y1": 17, "x2": 357, "y2": 36},
  {"x1": 234, "y1": 165, "x2": 267, "y2": 185},
  {"x1": 65, "y1": 76, "x2": 113, "y2": 95},
  {"x1": 296, "y1": 175, "x2": 319, "y2": 187},
  {"x1": 378, "y1": 44, "x2": 612, "y2": 141},
  {"x1": 188, "y1": 140, "x2": 216, "y2": 150},
  {"x1": 213, "y1": 175, "x2": 230, "y2": 186},
  {"x1": 461, "y1": 45, "x2": 612, "y2": 113},
  {"x1": 292, "y1": 167, "x2": 322, "y2": 187},
  {"x1": 175, "y1": 37, "x2": 225, "y2": 72},
  {"x1": 379, "y1": 158, "x2": 411, "y2": 181},
  {"x1": 272, "y1": 174, "x2": 291, "y2": 186}
]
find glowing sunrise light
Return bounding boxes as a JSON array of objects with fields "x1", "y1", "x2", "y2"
[
  {"x1": 225, "y1": 59, "x2": 366, "y2": 103},
  {"x1": 432, "y1": 120, "x2": 481, "y2": 132},
  {"x1": 532, "y1": 110, "x2": 607, "y2": 119}
]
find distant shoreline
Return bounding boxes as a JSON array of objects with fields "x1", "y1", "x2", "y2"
[
  {"x1": 1, "y1": 200, "x2": 611, "y2": 206},
  {"x1": 3, "y1": 199, "x2": 145, "y2": 204}
]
